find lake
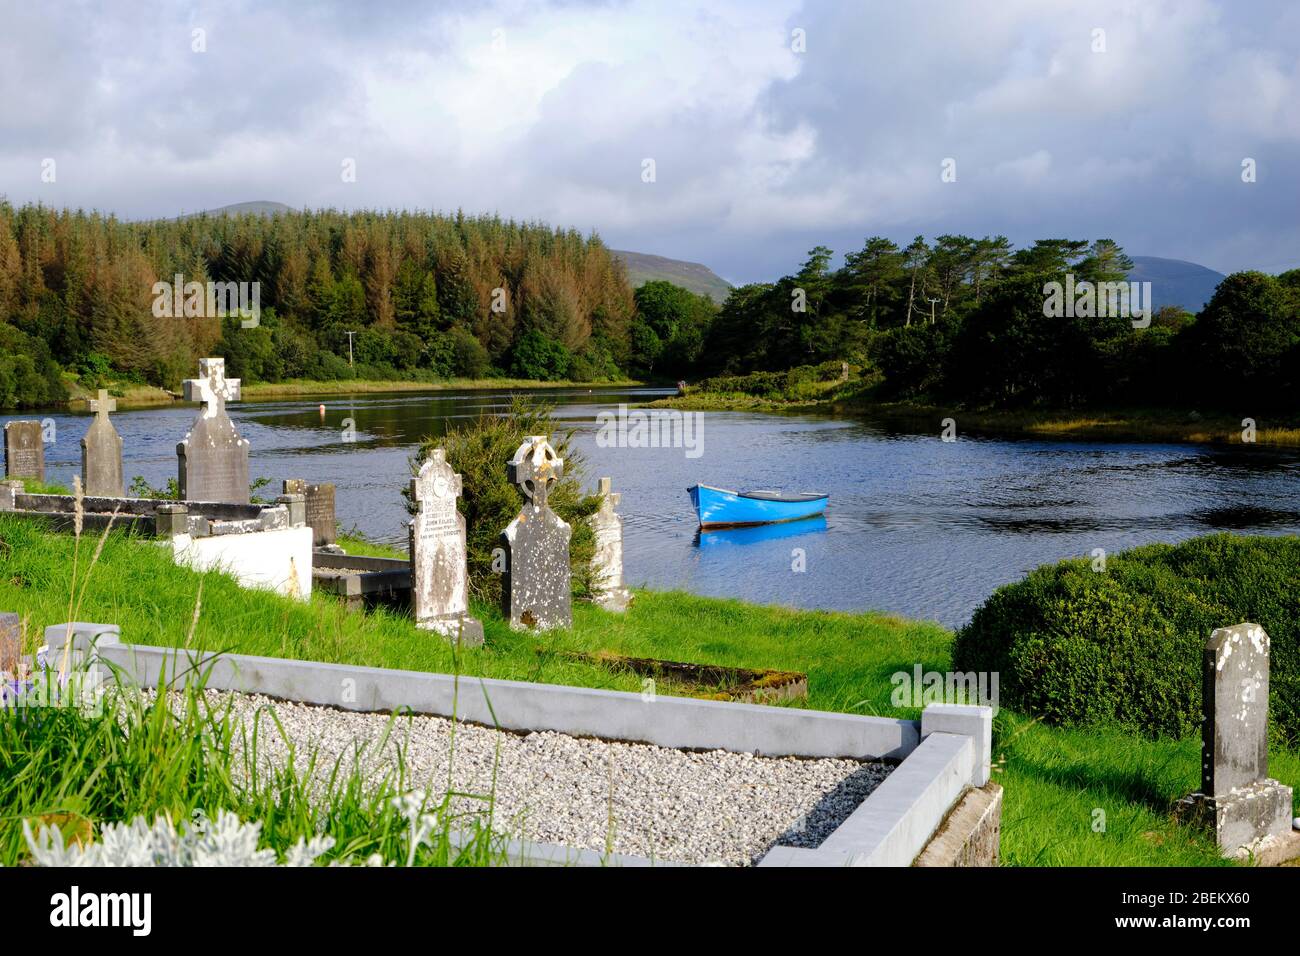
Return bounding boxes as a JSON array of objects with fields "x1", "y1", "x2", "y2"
[{"x1": 9, "y1": 387, "x2": 1300, "y2": 628}]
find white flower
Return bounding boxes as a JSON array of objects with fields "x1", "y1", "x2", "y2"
[{"x1": 24, "y1": 809, "x2": 348, "y2": 867}]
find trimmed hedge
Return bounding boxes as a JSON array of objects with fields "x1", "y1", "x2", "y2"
[{"x1": 952, "y1": 534, "x2": 1300, "y2": 743}]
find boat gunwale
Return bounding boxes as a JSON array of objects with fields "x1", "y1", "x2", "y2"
[{"x1": 689, "y1": 482, "x2": 829, "y2": 504}]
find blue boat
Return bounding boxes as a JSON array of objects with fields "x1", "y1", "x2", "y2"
[{"x1": 688, "y1": 484, "x2": 829, "y2": 530}]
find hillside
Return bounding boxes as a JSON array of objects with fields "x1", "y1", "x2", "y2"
[
  {"x1": 1127, "y1": 256, "x2": 1225, "y2": 313},
  {"x1": 611, "y1": 249, "x2": 733, "y2": 304},
  {"x1": 185, "y1": 201, "x2": 296, "y2": 218},
  {"x1": 0, "y1": 203, "x2": 638, "y2": 407}
]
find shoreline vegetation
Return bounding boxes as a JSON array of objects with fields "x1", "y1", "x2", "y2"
[
  {"x1": 43, "y1": 365, "x2": 1300, "y2": 450},
  {"x1": 647, "y1": 369, "x2": 1300, "y2": 448},
  {"x1": 55, "y1": 375, "x2": 648, "y2": 410},
  {"x1": 2, "y1": 514, "x2": 1295, "y2": 866}
]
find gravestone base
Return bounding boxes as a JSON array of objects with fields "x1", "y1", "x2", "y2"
[
  {"x1": 594, "y1": 587, "x2": 634, "y2": 613},
  {"x1": 1177, "y1": 779, "x2": 1294, "y2": 858},
  {"x1": 416, "y1": 613, "x2": 485, "y2": 648},
  {"x1": 914, "y1": 782, "x2": 1003, "y2": 868}
]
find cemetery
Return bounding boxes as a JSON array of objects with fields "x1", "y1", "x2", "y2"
[{"x1": 0, "y1": 359, "x2": 1297, "y2": 867}]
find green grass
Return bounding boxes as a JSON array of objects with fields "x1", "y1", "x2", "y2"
[
  {"x1": 239, "y1": 375, "x2": 640, "y2": 399},
  {"x1": 335, "y1": 531, "x2": 406, "y2": 560},
  {"x1": 0, "y1": 668, "x2": 506, "y2": 867},
  {"x1": 1, "y1": 514, "x2": 1293, "y2": 866},
  {"x1": 17, "y1": 479, "x2": 71, "y2": 496}
]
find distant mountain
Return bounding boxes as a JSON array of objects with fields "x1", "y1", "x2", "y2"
[
  {"x1": 187, "y1": 200, "x2": 295, "y2": 218},
  {"x1": 611, "y1": 249, "x2": 732, "y2": 304},
  {"x1": 1127, "y1": 256, "x2": 1225, "y2": 314}
]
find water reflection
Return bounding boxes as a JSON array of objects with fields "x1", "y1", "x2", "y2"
[{"x1": 695, "y1": 515, "x2": 829, "y2": 548}]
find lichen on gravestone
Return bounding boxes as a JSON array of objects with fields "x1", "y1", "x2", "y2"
[
  {"x1": 500, "y1": 436, "x2": 572, "y2": 631},
  {"x1": 1176, "y1": 623, "x2": 1294, "y2": 857},
  {"x1": 409, "y1": 448, "x2": 483, "y2": 645}
]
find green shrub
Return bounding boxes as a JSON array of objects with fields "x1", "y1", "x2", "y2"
[
  {"x1": 0, "y1": 323, "x2": 67, "y2": 409},
  {"x1": 510, "y1": 330, "x2": 572, "y2": 381},
  {"x1": 953, "y1": 533, "x2": 1300, "y2": 743},
  {"x1": 408, "y1": 397, "x2": 599, "y2": 607},
  {"x1": 449, "y1": 327, "x2": 491, "y2": 378},
  {"x1": 694, "y1": 361, "x2": 847, "y2": 399}
]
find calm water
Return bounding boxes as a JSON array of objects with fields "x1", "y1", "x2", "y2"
[{"x1": 10, "y1": 388, "x2": 1300, "y2": 628}]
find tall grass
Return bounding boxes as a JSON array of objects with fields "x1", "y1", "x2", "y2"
[
  {"x1": 0, "y1": 663, "x2": 508, "y2": 865},
  {"x1": 3, "y1": 513, "x2": 1293, "y2": 866},
  {"x1": 0, "y1": 500, "x2": 509, "y2": 866}
]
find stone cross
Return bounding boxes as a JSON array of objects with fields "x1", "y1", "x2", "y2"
[
  {"x1": 90, "y1": 390, "x2": 116, "y2": 417},
  {"x1": 183, "y1": 357, "x2": 242, "y2": 408},
  {"x1": 4, "y1": 421, "x2": 45, "y2": 482},
  {"x1": 81, "y1": 389, "x2": 124, "y2": 497},
  {"x1": 590, "y1": 477, "x2": 632, "y2": 612},
  {"x1": 1176, "y1": 623, "x2": 1295, "y2": 857},
  {"x1": 501, "y1": 436, "x2": 572, "y2": 630},
  {"x1": 408, "y1": 449, "x2": 483, "y2": 645},
  {"x1": 507, "y1": 435, "x2": 563, "y2": 510},
  {"x1": 177, "y1": 358, "x2": 250, "y2": 503}
]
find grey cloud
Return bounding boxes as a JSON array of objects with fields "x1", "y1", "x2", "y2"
[{"x1": 0, "y1": 0, "x2": 1294, "y2": 283}]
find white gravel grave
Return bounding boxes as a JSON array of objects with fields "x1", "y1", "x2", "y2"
[{"x1": 179, "y1": 689, "x2": 891, "y2": 866}]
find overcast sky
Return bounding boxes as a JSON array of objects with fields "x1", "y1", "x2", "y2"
[{"x1": 2, "y1": 0, "x2": 1297, "y2": 283}]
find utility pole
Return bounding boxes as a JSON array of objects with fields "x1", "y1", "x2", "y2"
[
  {"x1": 344, "y1": 330, "x2": 356, "y2": 368},
  {"x1": 928, "y1": 298, "x2": 940, "y2": 325}
]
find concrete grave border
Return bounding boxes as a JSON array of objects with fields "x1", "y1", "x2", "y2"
[{"x1": 48, "y1": 623, "x2": 994, "y2": 867}]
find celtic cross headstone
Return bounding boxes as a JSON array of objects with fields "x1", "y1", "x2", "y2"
[{"x1": 501, "y1": 435, "x2": 571, "y2": 630}]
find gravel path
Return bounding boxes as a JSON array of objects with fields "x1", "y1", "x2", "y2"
[{"x1": 186, "y1": 690, "x2": 891, "y2": 866}]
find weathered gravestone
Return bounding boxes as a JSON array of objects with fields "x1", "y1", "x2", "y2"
[
  {"x1": 501, "y1": 436, "x2": 571, "y2": 631},
  {"x1": 591, "y1": 477, "x2": 632, "y2": 612},
  {"x1": 177, "y1": 358, "x2": 249, "y2": 503},
  {"x1": 1176, "y1": 623, "x2": 1296, "y2": 858},
  {"x1": 81, "y1": 390, "x2": 124, "y2": 497},
  {"x1": 305, "y1": 483, "x2": 336, "y2": 547},
  {"x1": 409, "y1": 450, "x2": 483, "y2": 645},
  {"x1": 4, "y1": 421, "x2": 44, "y2": 482},
  {"x1": 284, "y1": 479, "x2": 337, "y2": 547},
  {"x1": 0, "y1": 612, "x2": 20, "y2": 676}
]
